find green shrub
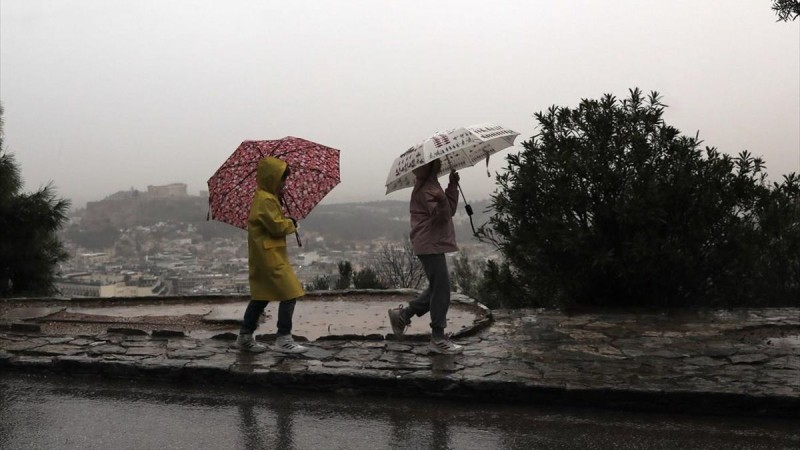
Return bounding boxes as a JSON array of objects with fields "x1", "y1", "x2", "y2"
[
  {"x1": 306, "y1": 275, "x2": 332, "y2": 292},
  {"x1": 479, "y1": 89, "x2": 799, "y2": 308},
  {"x1": 0, "y1": 105, "x2": 70, "y2": 297},
  {"x1": 335, "y1": 261, "x2": 353, "y2": 290},
  {"x1": 353, "y1": 268, "x2": 386, "y2": 289}
]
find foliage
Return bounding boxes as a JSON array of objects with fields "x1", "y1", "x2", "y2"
[
  {"x1": 450, "y1": 252, "x2": 482, "y2": 299},
  {"x1": 305, "y1": 275, "x2": 331, "y2": 292},
  {"x1": 772, "y1": 0, "x2": 800, "y2": 21},
  {"x1": 748, "y1": 173, "x2": 800, "y2": 302},
  {"x1": 324, "y1": 259, "x2": 388, "y2": 289},
  {"x1": 0, "y1": 104, "x2": 71, "y2": 296},
  {"x1": 477, "y1": 260, "x2": 529, "y2": 309},
  {"x1": 335, "y1": 260, "x2": 352, "y2": 289},
  {"x1": 352, "y1": 267, "x2": 386, "y2": 289},
  {"x1": 478, "y1": 89, "x2": 800, "y2": 308},
  {"x1": 374, "y1": 238, "x2": 426, "y2": 289},
  {"x1": 450, "y1": 253, "x2": 528, "y2": 309}
]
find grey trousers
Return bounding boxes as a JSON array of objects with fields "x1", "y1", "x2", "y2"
[{"x1": 405, "y1": 253, "x2": 450, "y2": 339}]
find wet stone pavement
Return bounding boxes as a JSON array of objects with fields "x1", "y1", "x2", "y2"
[{"x1": 1, "y1": 295, "x2": 798, "y2": 418}]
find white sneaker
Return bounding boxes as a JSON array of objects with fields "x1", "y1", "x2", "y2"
[
  {"x1": 235, "y1": 333, "x2": 267, "y2": 353},
  {"x1": 429, "y1": 338, "x2": 463, "y2": 355},
  {"x1": 273, "y1": 335, "x2": 309, "y2": 354},
  {"x1": 388, "y1": 306, "x2": 409, "y2": 339}
]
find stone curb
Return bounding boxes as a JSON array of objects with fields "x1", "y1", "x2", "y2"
[
  {"x1": 1, "y1": 353, "x2": 797, "y2": 418},
  {"x1": 3, "y1": 301, "x2": 798, "y2": 419}
]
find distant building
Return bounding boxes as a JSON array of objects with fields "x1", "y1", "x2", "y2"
[
  {"x1": 147, "y1": 183, "x2": 187, "y2": 198},
  {"x1": 55, "y1": 273, "x2": 168, "y2": 298},
  {"x1": 299, "y1": 251, "x2": 321, "y2": 266},
  {"x1": 167, "y1": 273, "x2": 245, "y2": 295},
  {"x1": 77, "y1": 252, "x2": 111, "y2": 265}
]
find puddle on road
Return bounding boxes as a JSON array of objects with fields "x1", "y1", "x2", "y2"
[
  {"x1": 2, "y1": 307, "x2": 65, "y2": 321},
  {"x1": 765, "y1": 335, "x2": 800, "y2": 348},
  {"x1": 66, "y1": 305, "x2": 213, "y2": 317},
  {"x1": 22, "y1": 297, "x2": 485, "y2": 341}
]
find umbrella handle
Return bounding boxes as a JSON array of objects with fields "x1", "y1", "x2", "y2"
[
  {"x1": 295, "y1": 229, "x2": 302, "y2": 247},
  {"x1": 457, "y1": 182, "x2": 477, "y2": 236}
]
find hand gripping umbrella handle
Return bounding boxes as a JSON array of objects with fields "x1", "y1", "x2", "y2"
[
  {"x1": 444, "y1": 155, "x2": 476, "y2": 235},
  {"x1": 288, "y1": 208, "x2": 302, "y2": 247}
]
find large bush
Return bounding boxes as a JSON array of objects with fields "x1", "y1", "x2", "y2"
[
  {"x1": 0, "y1": 104, "x2": 71, "y2": 296},
  {"x1": 479, "y1": 89, "x2": 799, "y2": 308}
]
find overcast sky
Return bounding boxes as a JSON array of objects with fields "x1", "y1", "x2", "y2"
[{"x1": 1, "y1": 0, "x2": 798, "y2": 209}]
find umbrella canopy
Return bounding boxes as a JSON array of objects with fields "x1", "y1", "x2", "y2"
[
  {"x1": 207, "y1": 137, "x2": 340, "y2": 230},
  {"x1": 384, "y1": 123, "x2": 519, "y2": 194}
]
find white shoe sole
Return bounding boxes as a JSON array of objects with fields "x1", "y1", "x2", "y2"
[
  {"x1": 235, "y1": 344, "x2": 267, "y2": 353},
  {"x1": 272, "y1": 345, "x2": 309, "y2": 354},
  {"x1": 428, "y1": 343, "x2": 463, "y2": 355}
]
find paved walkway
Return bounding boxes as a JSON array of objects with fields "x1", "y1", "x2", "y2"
[{"x1": 1, "y1": 300, "x2": 798, "y2": 417}]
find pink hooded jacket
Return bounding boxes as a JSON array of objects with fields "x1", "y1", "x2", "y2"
[{"x1": 409, "y1": 164, "x2": 459, "y2": 255}]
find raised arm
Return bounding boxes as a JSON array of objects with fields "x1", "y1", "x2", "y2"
[{"x1": 256, "y1": 196, "x2": 297, "y2": 237}]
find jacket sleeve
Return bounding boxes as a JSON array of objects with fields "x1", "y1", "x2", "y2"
[
  {"x1": 256, "y1": 196, "x2": 297, "y2": 237},
  {"x1": 426, "y1": 186, "x2": 454, "y2": 224}
]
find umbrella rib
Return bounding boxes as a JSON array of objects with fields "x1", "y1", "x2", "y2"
[
  {"x1": 211, "y1": 140, "x2": 287, "y2": 205},
  {"x1": 211, "y1": 167, "x2": 257, "y2": 206},
  {"x1": 266, "y1": 139, "x2": 289, "y2": 159},
  {"x1": 214, "y1": 139, "x2": 286, "y2": 177},
  {"x1": 281, "y1": 189, "x2": 301, "y2": 218},
  {"x1": 213, "y1": 161, "x2": 261, "y2": 173}
]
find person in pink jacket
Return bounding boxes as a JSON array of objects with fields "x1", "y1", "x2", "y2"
[{"x1": 388, "y1": 158, "x2": 464, "y2": 354}]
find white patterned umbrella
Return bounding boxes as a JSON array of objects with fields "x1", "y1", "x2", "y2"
[{"x1": 384, "y1": 123, "x2": 519, "y2": 194}]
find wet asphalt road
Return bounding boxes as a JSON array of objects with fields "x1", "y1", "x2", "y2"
[{"x1": 1, "y1": 373, "x2": 797, "y2": 450}]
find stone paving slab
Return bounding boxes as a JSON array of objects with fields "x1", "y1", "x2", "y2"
[{"x1": 1, "y1": 307, "x2": 798, "y2": 418}]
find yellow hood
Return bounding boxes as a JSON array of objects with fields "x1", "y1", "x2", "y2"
[{"x1": 256, "y1": 157, "x2": 288, "y2": 194}]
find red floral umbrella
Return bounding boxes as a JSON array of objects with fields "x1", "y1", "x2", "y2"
[{"x1": 207, "y1": 137, "x2": 341, "y2": 233}]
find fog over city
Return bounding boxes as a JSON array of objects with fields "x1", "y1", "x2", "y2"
[{"x1": 1, "y1": 0, "x2": 798, "y2": 209}]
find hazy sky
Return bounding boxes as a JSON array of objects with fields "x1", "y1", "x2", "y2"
[{"x1": 1, "y1": 0, "x2": 798, "y2": 209}]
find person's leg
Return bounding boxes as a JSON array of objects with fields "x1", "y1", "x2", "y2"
[
  {"x1": 424, "y1": 254, "x2": 450, "y2": 340},
  {"x1": 273, "y1": 298, "x2": 308, "y2": 354},
  {"x1": 405, "y1": 254, "x2": 437, "y2": 321},
  {"x1": 276, "y1": 299, "x2": 296, "y2": 336},
  {"x1": 240, "y1": 300, "x2": 269, "y2": 335},
  {"x1": 404, "y1": 287, "x2": 430, "y2": 322},
  {"x1": 237, "y1": 300, "x2": 268, "y2": 352},
  {"x1": 423, "y1": 254, "x2": 462, "y2": 354}
]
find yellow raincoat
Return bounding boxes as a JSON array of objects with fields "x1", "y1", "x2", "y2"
[{"x1": 248, "y1": 157, "x2": 305, "y2": 301}]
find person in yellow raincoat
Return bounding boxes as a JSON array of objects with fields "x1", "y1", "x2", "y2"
[{"x1": 235, "y1": 156, "x2": 308, "y2": 353}]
